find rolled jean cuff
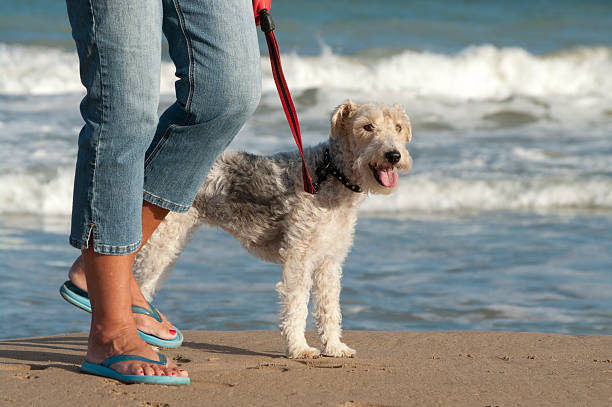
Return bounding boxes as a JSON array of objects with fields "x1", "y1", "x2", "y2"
[
  {"x1": 143, "y1": 190, "x2": 191, "y2": 213},
  {"x1": 68, "y1": 236, "x2": 142, "y2": 255}
]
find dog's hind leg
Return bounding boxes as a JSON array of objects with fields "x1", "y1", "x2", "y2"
[
  {"x1": 133, "y1": 206, "x2": 201, "y2": 301},
  {"x1": 276, "y1": 257, "x2": 321, "y2": 359},
  {"x1": 312, "y1": 261, "x2": 356, "y2": 358}
]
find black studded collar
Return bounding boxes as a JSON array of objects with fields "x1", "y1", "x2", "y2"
[{"x1": 312, "y1": 149, "x2": 362, "y2": 194}]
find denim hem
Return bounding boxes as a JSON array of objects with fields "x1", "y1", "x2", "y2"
[
  {"x1": 143, "y1": 190, "x2": 190, "y2": 213},
  {"x1": 69, "y1": 236, "x2": 141, "y2": 255}
]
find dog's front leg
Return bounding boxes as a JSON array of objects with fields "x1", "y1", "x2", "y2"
[
  {"x1": 312, "y1": 261, "x2": 356, "y2": 358},
  {"x1": 277, "y1": 258, "x2": 320, "y2": 359}
]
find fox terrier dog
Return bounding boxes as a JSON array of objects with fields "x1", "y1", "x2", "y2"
[{"x1": 133, "y1": 101, "x2": 413, "y2": 358}]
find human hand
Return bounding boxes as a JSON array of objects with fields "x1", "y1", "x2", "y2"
[{"x1": 253, "y1": 0, "x2": 272, "y2": 26}]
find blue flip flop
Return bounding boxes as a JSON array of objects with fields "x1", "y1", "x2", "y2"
[
  {"x1": 81, "y1": 353, "x2": 190, "y2": 385},
  {"x1": 59, "y1": 280, "x2": 183, "y2": 348}
]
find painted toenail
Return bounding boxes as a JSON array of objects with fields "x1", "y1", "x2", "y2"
[
  {"x1": 171, "y1": 372, "x2": 176, "y2": 376},
  {"x1": 169, "y1": 329, "x2": 177, "y2": 335},
  {"x1": 161, "y1": 372, "x2": 165, "y2": 376}
]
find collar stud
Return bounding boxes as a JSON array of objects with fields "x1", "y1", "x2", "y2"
[{"x1": 312, "y1": 149, "x2": 362, "y2": 194}]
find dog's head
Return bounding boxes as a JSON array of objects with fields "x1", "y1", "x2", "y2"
[{"x1": 330, "y1": 101, "x2": 412, "y2": 195}]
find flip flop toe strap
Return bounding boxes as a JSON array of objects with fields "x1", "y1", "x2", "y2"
[
  {"x1": 131, "y1": 302, "x2": 163, "y2": 323},
  {"x1": 101, "y1": 353, "x2": 167, "y2": 368}
]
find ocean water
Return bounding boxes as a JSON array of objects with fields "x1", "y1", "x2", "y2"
[{"x1": 1, "y1": 0, "x2": 611, "y2": 340}]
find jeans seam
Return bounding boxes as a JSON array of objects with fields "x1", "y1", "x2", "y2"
[
  {"x1": 144, "y1": 124, "x2": 175, "y2": 170},
  {"x1": 93, "y1": 240, "x2": 141, "y2": 255},
  {"x1": 172, "y1": 0, "x2": 194, "y2": 125},
  {"x1": 143, "y1": 189, "x2": 190, "y2": 212},
  {"x1": 88, "y1": 0, "x2": 102, "y2": 248},
  {"x1": 70, "y1": 233, "x2": 141, "y2": 255}
]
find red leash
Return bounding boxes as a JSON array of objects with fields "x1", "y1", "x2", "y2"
[{"x1": 258, "y1": 9, "x2": 316, "y2": 194}]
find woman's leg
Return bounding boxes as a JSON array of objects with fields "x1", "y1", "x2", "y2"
[
  {"x1": 66, "y1": 0, "x2": 186, "y2": 376},
  {"x1": 68, "y1": 201, "x2": 176, "y2": 340},
  {"x1": 69, "y1": 0, "x2": 261, "y2": 341},
  {"x1": 82, "y1": 245, "x2": 185, "y2": 377}
]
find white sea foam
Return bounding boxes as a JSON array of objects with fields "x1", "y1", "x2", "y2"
[
  {"x1": 2, "y1": 168, "x2": 611, "y2": 216},
  {"x1": 0, "y1": 167, "x2": 75, "y2": 216},
  {"x1": 1, "y1": 42, "x2": 611, "y2": 102},
  {"x1": 362, "y1": 174, "x2": 612, "y2": 214},
  {"x1": 0, "y1": 44, "x2": 81, "y2": 94},
  {"x1": 1, "y1": 43, "x2": 611, "y2": 217},
  {"x1": 267, "y1": 45, "x2": 612, "y2": 101},
  {"x1": 0, "y1": 43, "x2": 177, "y2": 95}
]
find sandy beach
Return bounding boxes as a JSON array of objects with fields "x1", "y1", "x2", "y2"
[
  {"x1": 2, "y1": 2, "x2": 612, "y2": 406},
  {"x1": 1, "y1": 330, "x2": 611, "y2": 406}
]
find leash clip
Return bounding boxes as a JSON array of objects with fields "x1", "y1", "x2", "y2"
[{"x1": 259, "y1": 9, "x2": 275, "y2": 33}]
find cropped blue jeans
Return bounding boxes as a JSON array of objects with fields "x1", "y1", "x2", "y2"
[{"x1": 66, "y1": 0, "x2": 261, "y2": 254}]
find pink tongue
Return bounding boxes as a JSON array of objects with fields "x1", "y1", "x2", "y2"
[{"x1": 377, "y1": 168, "x2": 398, "y2": 187}]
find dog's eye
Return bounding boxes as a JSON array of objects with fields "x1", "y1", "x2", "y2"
[
  {"x1": 363, "y1": 124, "x2": 375, "y2": 132},
  {"x1": 396, "y1": 124, "x2": 402, "y2": 132}
]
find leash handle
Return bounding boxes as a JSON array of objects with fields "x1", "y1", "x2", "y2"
[{"x1": 258, "y1": 9, "x2": 316, "y2": 194}]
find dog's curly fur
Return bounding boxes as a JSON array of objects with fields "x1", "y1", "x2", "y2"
[{"x1": 133, "y1": 101, "x2": 412, "y2": 358}]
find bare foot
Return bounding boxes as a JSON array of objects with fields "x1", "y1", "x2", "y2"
[
  {"x1": 69, "y1": 256, "x2": 177, "y2": 340},
  {"x1": 87, "y1": 323, "x2": 188, "y2": 378}
]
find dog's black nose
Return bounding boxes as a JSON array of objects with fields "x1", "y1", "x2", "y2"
[{"x1": 385, "y1": 150, "x2": 401, "y2": 165}]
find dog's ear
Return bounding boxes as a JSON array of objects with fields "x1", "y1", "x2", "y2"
[
  {"x1": 330, "y1": 100, "x2": 358, "y2": 139},
  {"x1": 393, "y1": 103, "x2": 405, "y2": 114},
  {"x1": 393, "y1": 103, "x2": 412, "y2": 143}
]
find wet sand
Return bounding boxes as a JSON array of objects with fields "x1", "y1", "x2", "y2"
[{"x1": 1, "y1": 330, "x2": 611, "y2": 406}]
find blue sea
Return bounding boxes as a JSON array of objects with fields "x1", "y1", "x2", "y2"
[{"x1": 1, "y1": 0, "x2": 611, "y2": 341}]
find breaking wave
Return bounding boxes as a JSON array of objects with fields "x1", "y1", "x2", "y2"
[
  {"x1": 363, "y1": 175, "x2": 612, "y2": 214},
  {"x1": 2, "y1": 169, "x2": 611, "y2": 216},
  {"x1": 1, "y1": 42, "x2": 611, "y2": 102}
]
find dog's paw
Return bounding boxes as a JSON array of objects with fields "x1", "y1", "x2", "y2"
[
  {"x1": 322, "y1": 342, "x2": 356, "y2": 358},
  {"x1": 287, "y1": 345, "x2": 321, "y2": 359}
]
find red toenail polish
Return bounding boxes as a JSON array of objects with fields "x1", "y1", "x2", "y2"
[
  {"x1": 169, "y1": 329, "x2": 177, "y2": 335},
  {"x1": 161, "y1": 373, "x2": 165, "y2": 376},
  {"x1": 171, "y1": 372, "x2": 176, "y2": 376}
]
